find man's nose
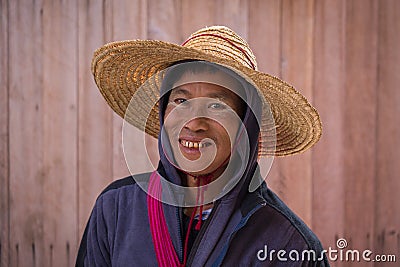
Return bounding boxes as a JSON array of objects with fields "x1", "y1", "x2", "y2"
[{"x1": 183, "y1": 117, "x2": 209, "y2": 132}]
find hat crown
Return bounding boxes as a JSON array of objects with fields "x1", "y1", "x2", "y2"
[{"x1": 182, "y1": 26, "x2": 258, "y2": 71}]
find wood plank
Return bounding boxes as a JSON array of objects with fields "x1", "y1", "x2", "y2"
[
  {"x1": 278, "y1": 0, "x2": 315, "y2": 226},
  {"x1": 41, "y1": 0, "x2": 78, "y2": 266},
  {"x1": 148, "y1": 0, "x2": 182, "y2": 42},
  {"x1": 181, "y1": 0, "x2": 216, "y2": 38},
  {"x1": 77, "y1": 0, "x2": 114, "y2": 249},
  {"x1": 248, "y1": 0, "x2": 281, "y2": 77},
  {"x1": 343, "y1": 0, "x2": 378, "y2": 262},
  {"x1": 0, "y1": 0, "x2": 10, "y2": 266},
  {"x1": 375, "y1": 0, "x2": 400, "y2": 257},
  {"x1": 248, "y1": 0, "x2": 284, "y2": 218},
  {"x1": 214, "y1": 0, "x2": 248, "y2": 39},
  {"x1": 312, "y1": 0, "x2": 346, "y2": 260},
  {"x1": 111, "y1": 0, "x2": 149, "y2": 180},
  {"x1": 8, "y1": 1, "x2": 45, "y2": 266}
]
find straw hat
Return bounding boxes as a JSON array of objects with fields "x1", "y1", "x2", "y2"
[{"x1": 92, "y1": 26, "x2": 322, "y2": 156}]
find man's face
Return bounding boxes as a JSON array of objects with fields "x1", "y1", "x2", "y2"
[{"x1": 163, "y1": 71, "x2": 244, "y2": 176}]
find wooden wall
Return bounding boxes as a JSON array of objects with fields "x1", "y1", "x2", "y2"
[{"x1": 1, "y1": 0, "x2": 399, "y2": 266}]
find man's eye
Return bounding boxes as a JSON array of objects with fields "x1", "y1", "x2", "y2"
[
  {"x1": 208, "y1": 102, "x2": 227, "y2": 110},
  {"x1": 174, "y1": 98, "x2": 187, "y2": 105}
]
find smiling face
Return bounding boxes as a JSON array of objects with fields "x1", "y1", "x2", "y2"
[{"x1": 163, "y1": 71, "x2": 245, "y2": 176}]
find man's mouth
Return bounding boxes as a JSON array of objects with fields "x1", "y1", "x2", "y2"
[{"x1": 179, "y1": 139, "x2": 212, "y2": 149}]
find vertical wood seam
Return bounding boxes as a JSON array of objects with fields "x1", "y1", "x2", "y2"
[
  {"x1": 370, "y1": 0, "x2": 379, "y2": 252},
  {"x1": 373, "y1": 1, "x2": 381, "y2": 257},
  {"x1": 6, "y1": 0, "x2": 11, "y2": 265},
  {"x1": 178, "y1": 0, "x2": 183, "y2": 43},
  {"x1": 5, "y1": 3, "x2": 11, "y2": 267},
  {"x1": 146, "y1": 0, "x2": 150, "y2": 40},
  {"x1": 340, "y1": 0, "x2": 346, "y2": 248},
  {"x1": 39, "y1": 2, "x2": 45, "y2": 265},
  {"x1": 310, "y1": 0, "x2": 317, "y2": 230},
  {"x1": 75, "y1": 0, "x2": 81, "y2": 254},
  {"x1": 342, "y1": 0, "x2": 347, "y2": 240},
  {"x1": 107, "y1": 0, "x2": 113, "y2": 181},
  {"x1": 109, "y1": 0, "x2": 115, "y2": 179}
]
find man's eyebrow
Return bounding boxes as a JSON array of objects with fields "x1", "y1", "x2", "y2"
[
  {"x1": 170, "y1": 87, "x2": 234, "y2": 101},
  {"x1": 170, "y1": 87, "x2": 191, "y2": 97},
  {"x1": 207, "y1": 92, "x2": 228, "y2": 100}
]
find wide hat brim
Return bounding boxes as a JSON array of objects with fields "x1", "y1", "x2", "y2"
[{"x1": 92, "y1": 39, "x2": 322, "y2": 157}]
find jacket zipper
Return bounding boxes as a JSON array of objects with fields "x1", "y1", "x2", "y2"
[
  {"x1": 185, "y1": 200, "x2": 221, "y2": 266},
  {"x1": 176, "y1": 206, "x2": 184, "y2": 262}
]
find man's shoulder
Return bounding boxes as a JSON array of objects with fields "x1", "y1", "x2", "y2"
[
  {"x1": 97, "y1": 172, "x2": 151, "y2": 200},
  {"x1": 76, "y1": 172, "x2": 153, "y2": 267},
  {"x1": 90, "y1": 172, "x2": 152, "y2": 223}
]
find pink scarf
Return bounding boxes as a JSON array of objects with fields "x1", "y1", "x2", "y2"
[{"x1": 147, "y1": 171, "x2": 211, "y2": 267}]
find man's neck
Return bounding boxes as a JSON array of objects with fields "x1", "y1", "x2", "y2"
[{"x1": 183, "y1": 173, "x2": 214, "y2": 216}]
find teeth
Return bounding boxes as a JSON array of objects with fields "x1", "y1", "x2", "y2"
[{"x1": 181, "y1": 139, "x2": 203, "y2": 148}]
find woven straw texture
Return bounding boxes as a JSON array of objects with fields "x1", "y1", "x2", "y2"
[{"x1": 91, "y1": 26, "x2": 322, "y2": 156}]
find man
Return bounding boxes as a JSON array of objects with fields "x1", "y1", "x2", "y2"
[{"x1": 77, "y1": 26, "x2": 329, "y2": 266}]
